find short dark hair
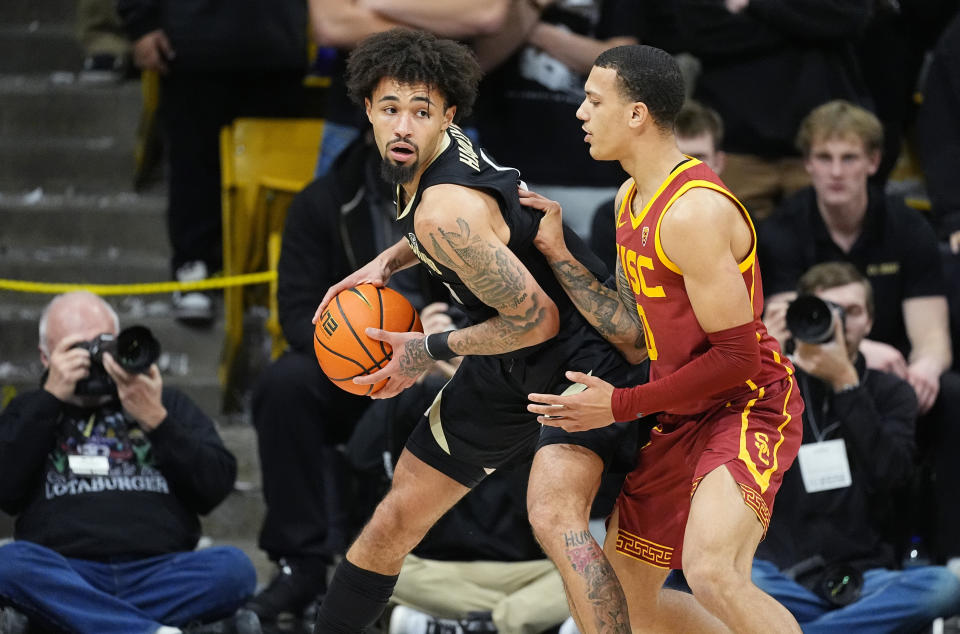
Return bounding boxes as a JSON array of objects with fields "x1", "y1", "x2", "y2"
[
  {"x1": 594, "y1": 45, "x2": 685, "y2": 130},
  {"x1": 797, "y1": 261, "x2": 874, "y2": 319},
  {"x1": 345, "y1": 28, "x2": 481, "y2": 122},
  {"x1": 675, "y1": 99, "x2": 724, "y2": 148}
]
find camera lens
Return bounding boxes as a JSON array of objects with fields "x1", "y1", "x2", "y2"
[
  {"x1": 786, "y1": 295, "x2": 836, "y2": 344},
  {"x1": 115, "y1": 326, "x2": 160, "y2": 373}
]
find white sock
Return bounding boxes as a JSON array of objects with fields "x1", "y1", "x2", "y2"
[{"x1": 154, "y1": 627, "x2": 182, "y2": 634}]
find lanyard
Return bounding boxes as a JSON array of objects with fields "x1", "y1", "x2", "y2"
[{"x1": 798, "y1": 373, "x2": 840, "y2": 443}]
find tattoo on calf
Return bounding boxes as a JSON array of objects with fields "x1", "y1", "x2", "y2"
[{"x1": 564, "y1": 530, "x2": 630, "y2": 632}]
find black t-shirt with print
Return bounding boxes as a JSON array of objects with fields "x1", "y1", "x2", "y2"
[{"x1": 0, "y1": 388, "x2": 236, "y2": 560}]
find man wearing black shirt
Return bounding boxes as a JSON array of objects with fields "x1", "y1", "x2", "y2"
[
  {"x1": 752, "y1": 262, "x2": 960, "y2": 631},
  {"x1": 0, "y1": 291, "x2": 253, "y2": 634}
]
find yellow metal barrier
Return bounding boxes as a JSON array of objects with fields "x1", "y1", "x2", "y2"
[{"x1": 0, "y1": 272, "x2": 275, "y2": 295}]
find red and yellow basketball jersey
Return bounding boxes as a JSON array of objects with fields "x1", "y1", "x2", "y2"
[{"x1": 614, "y1": 159, "x2": 792, "y2": 415}]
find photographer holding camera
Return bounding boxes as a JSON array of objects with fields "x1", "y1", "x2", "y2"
[
  {"x1": 0, "y1": 291, "x2": 257, "y2": 634},
  {"x1": 751, "y1": 262, "x2": 960, "y2": 632}
]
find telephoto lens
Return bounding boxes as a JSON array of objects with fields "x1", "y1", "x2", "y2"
[
  {"x1": 114, "y1": 326, "x2": 161, "y2": 373},
  {"x1": 785, "y1": 295, "x2": 843, "y2": 344}
]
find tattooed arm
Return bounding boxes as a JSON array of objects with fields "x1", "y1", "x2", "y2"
[
  {"x1": 416, "y1": 185, "x2": 560, "y2": 356},
  {"x1": 520, "y1": 187, "x2": 647, "y2": 363}
]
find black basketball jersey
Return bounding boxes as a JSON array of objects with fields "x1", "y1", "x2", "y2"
[{"x1": 396, "y1": 124, "x2": 608, "y2": 359}]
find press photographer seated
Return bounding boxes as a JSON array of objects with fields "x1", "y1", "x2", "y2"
[
  {"x1": 752, "y1": 262, "x2": 960, "y2": 632},
  {"x1": 0, "y1": 291, "x2": 256, "y2": 634}
]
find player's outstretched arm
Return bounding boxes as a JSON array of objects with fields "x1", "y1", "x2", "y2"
[
  {"x1": 417, "y1": 185, "x2": 560, "y2": 356},
  {"x1": 312, "y1": 238, "x2": 417, "y2": 323},
  {"x1": 521, "y1": 187, "x2": 647, "y2": 362}
]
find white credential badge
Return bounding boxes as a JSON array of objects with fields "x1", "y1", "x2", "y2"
[{"x1": 797, "y1": 439, "x2": 852, "y2": 493}]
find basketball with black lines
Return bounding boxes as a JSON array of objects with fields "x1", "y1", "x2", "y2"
[{"x1": 314, "y1": 284, "x2": 422, "y2": 395}]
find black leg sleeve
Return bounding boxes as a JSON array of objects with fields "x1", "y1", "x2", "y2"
[{"x1": 313, "y1": 559, "x2": 399, "y2": 633}]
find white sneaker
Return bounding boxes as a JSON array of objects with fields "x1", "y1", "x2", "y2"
[
  {"x1": 390, "y1": 606, "x2": 432, "y2": 634},
  {"x1": 389, "y1": 605, "x2": 464, "y2": 634},
  {"x1": 559, "y1": 616, "x2": 581, "y2": 634},
  {"x1": 173, "y1": 261, "x2": 213, "y2": 325}
]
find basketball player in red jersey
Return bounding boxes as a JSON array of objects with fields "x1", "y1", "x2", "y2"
[{"x1": 524, "y1": 45, "x2": 804, "y2": 633}]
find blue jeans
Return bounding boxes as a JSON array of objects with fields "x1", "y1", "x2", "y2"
[
  {"x1": 0, "y1": 541, "x2": 256, "y2": 634},
  {"x1": 752, "y1": 558, "x2": 960, "y2": 633}
]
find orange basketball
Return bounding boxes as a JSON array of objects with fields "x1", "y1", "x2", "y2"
[{"x1": 314, "y1": 284, "x2": 423, "y2": 395}]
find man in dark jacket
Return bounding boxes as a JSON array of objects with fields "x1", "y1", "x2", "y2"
[
  {"x1": 752, "y1": 262, "x2": 960, "y2": 632},
  {"x1": 246, "y1": 133, "x2": 445, "y2": 625},
  {"x1": 0, "y1": 291, "x2": 254, "y2": 634},
  {"x1": 117, "y1": 0, "x2": 310, "y2": 324}
]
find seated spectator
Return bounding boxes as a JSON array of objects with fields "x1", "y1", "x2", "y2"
[
  {"x1": 0, "y1": 291, "x2": 255, "y2": 634},
  {"x1": 752, "y1": 262, "x2": 960, "y2": 632},
  {"x1": 758, "y1": 100, "x2": 960, "y2": 563},
  {"x1": 245, "y1": 133, "x2": 448, "y2": 627},
  {"x1": 589, "y1": 98, "x2": 726, "y2": 272}
]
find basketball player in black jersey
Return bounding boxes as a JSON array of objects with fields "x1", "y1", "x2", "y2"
[{"x1": 310, "y1": 29, "x2": 645, "y2": 633}]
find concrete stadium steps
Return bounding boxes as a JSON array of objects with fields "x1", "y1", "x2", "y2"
[
  {"x1": 0, "y1": 192, "x2": 168, "y2": 260},
  {"x1": 0, "y1": 75, "x2": 141, "y2": 141},
  {"x1": 0, "y1": 25, "x2": 82, "y2": 75},
  {"x1": 1, "y1": 247, "x2": 168, "y2": 283},
  {"x1": 0, "y1": 134, "x2": 141, "y2": 192}
]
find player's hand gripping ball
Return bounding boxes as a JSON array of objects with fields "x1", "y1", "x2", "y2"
[{"x1": 314, "y1": 284, "x2": 422, "y2": 395}]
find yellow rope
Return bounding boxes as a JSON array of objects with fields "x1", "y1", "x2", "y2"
[{"x1": 0, "y1": 271, "x2": 276, "y2": 296}]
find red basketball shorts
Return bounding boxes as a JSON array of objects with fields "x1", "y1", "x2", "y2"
[{"x1": 612, "y1": 374, "x2": 803, "y2": 569}]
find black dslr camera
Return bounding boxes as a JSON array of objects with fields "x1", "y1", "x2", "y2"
[
  {"x1": 785, "y1": 295, "x2": 846, "y2": 344},
  {"x1": 73, "y1": 326, "x2": 161, "y2": 396}
]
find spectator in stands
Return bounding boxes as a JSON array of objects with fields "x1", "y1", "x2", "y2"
[
  {"x1": 77, "y1": 0, "x2": 131, "y2": 83},
  {"x1": 589, "y1": 98, "x2": 725, "y2": 272},
  {"x1": 471, "y1": 0, "x2": 642, "y2": 239},
  {"x1": 244, "y1": 133, "x2": 448, "y2": 628},
  {"x1": 117, "y1": 0, "x2": 310, "y2": 325},
  {"x1": 759, "y1": 100, "x2": 960, "y2": 564},
  {"x1": 752, "y1": 261, "x2": 960, "y2": 633},
  {"x1": 0, "y1": 291, "x2": 254, "y2": 634},
  {"x1": 673, "y1": 0, "x2": 873, "y2": 221}
]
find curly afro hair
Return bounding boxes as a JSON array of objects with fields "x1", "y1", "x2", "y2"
[{"x1": 346, "y1": 28, "x2": 482, "y2": 122}]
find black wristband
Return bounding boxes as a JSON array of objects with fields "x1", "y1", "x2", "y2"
[{"x1": 423, "y1": 331, "x2": 457, "y2": 361}]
